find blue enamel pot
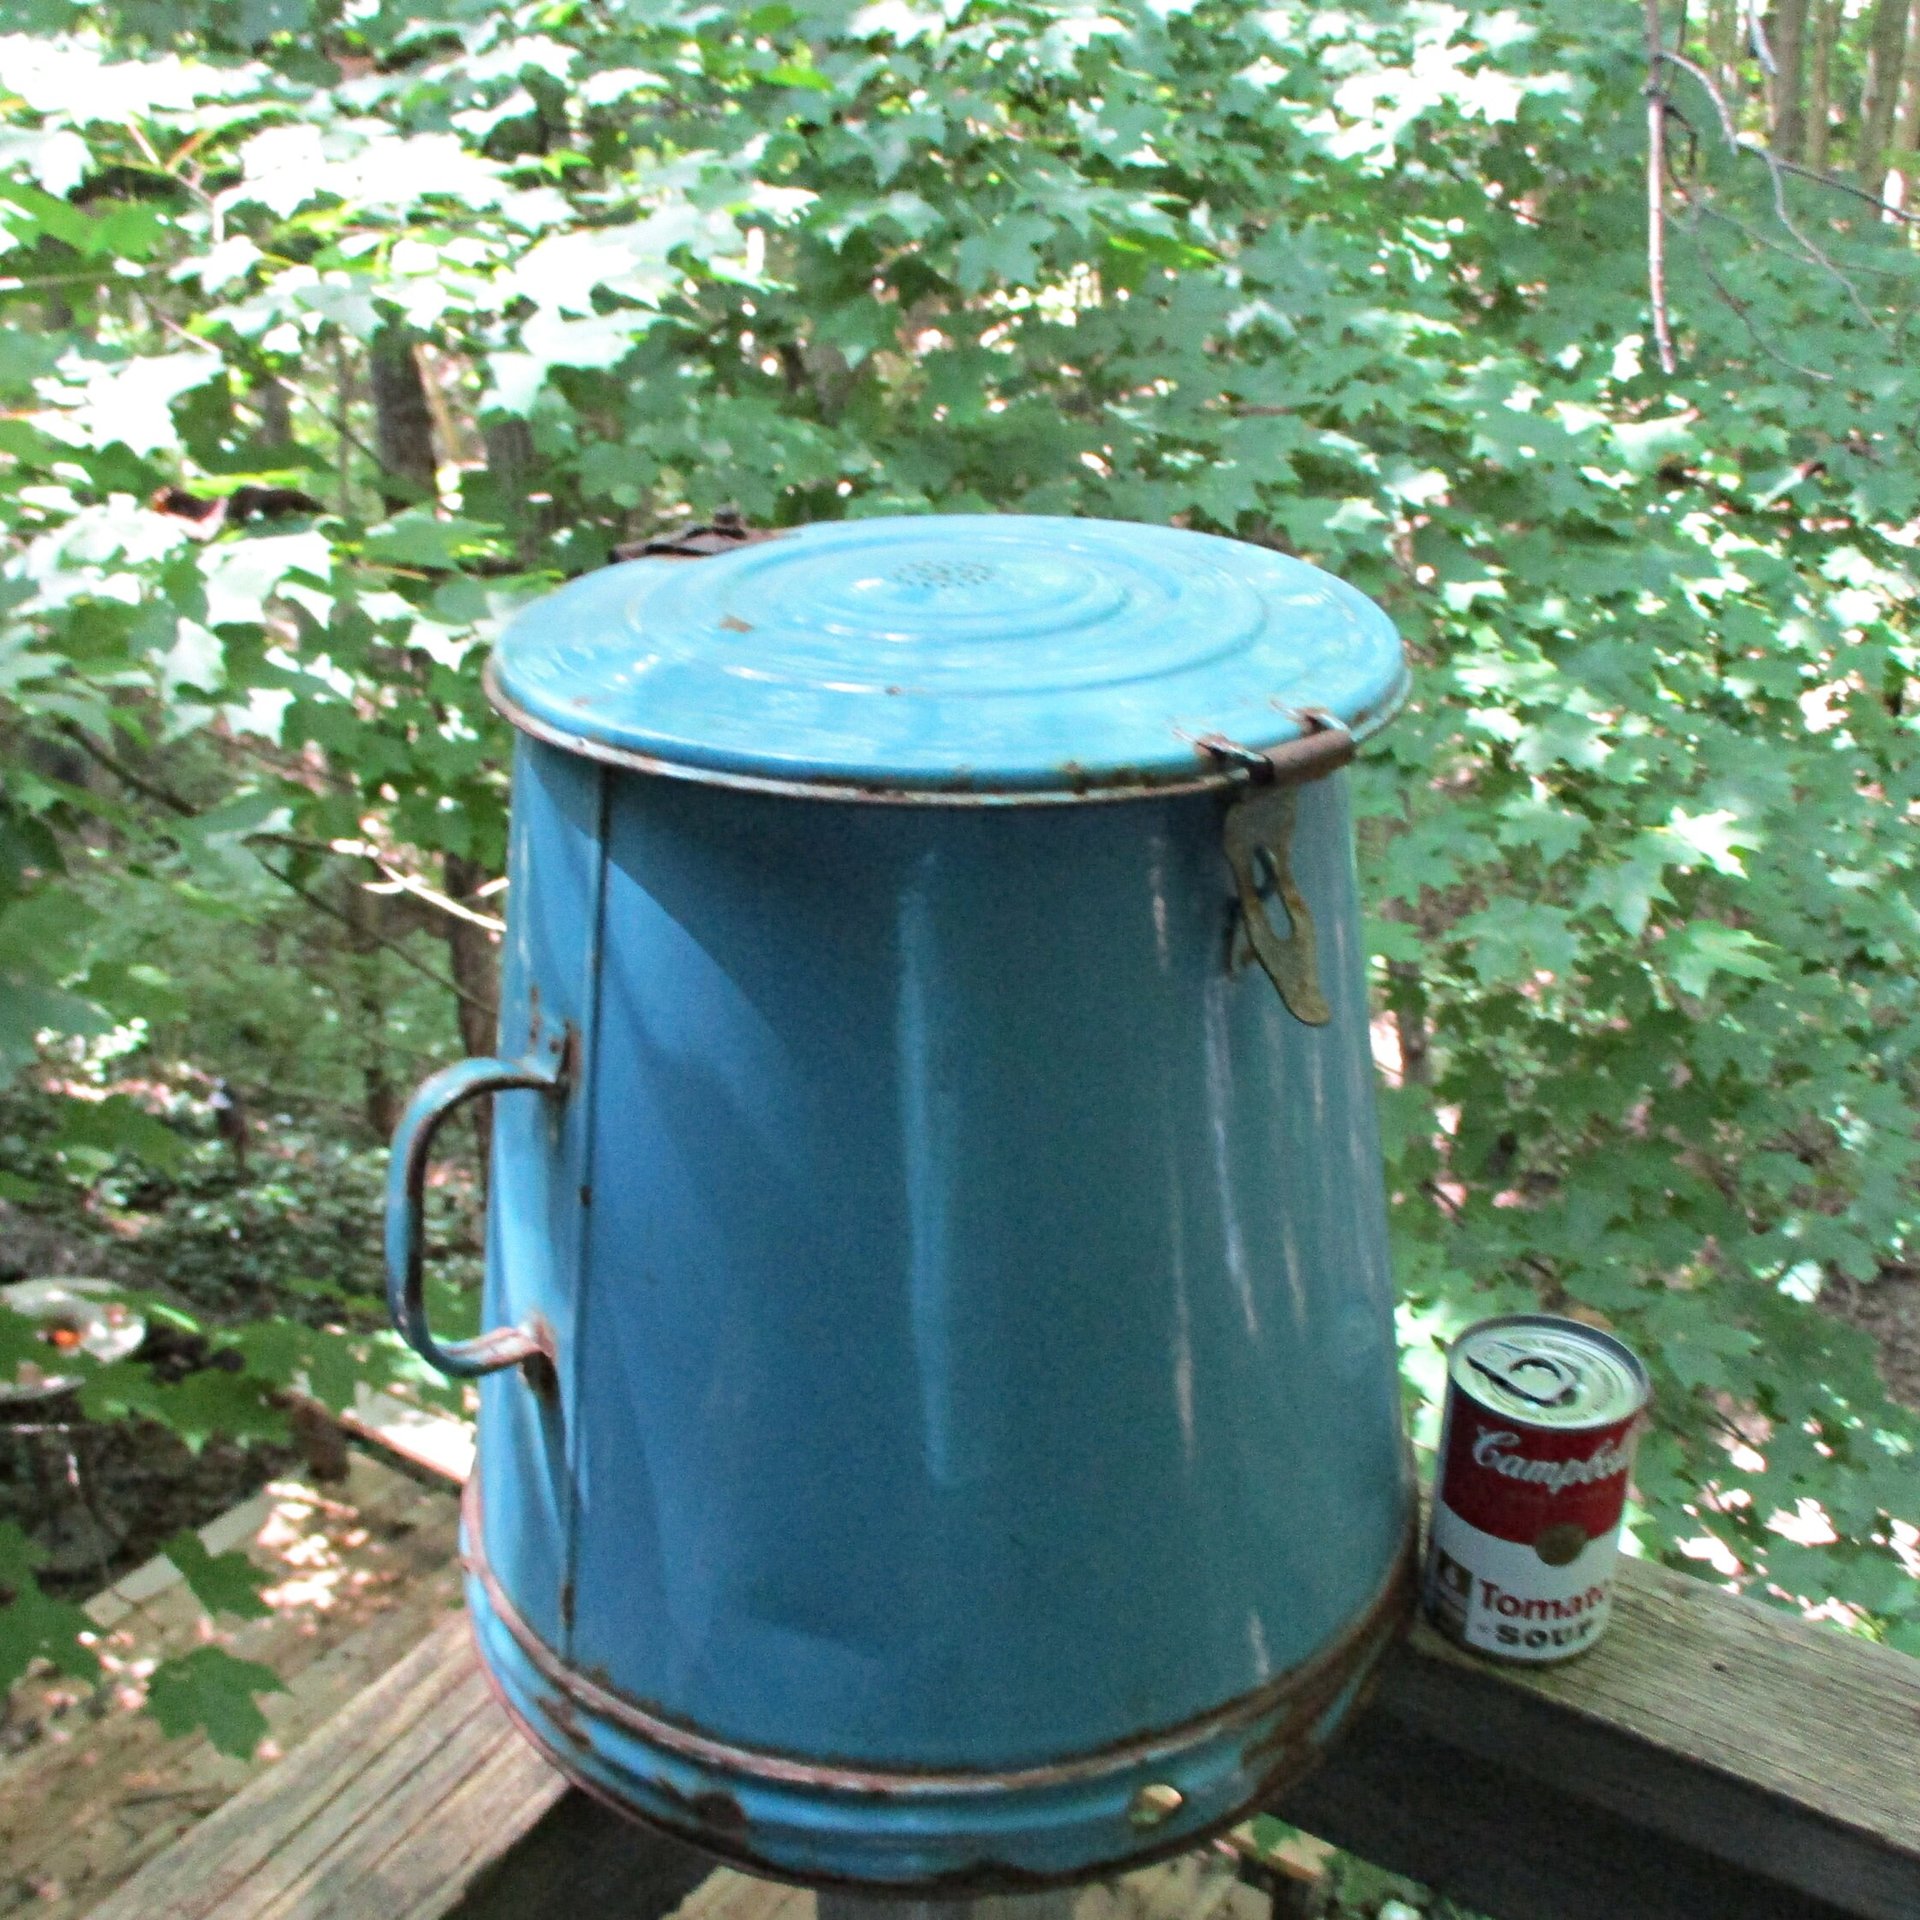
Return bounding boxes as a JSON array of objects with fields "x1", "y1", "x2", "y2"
[{"x1": 384, "y1": 515, "x2": 1414, "y2": 1888}]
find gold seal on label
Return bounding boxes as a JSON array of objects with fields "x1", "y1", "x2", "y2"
[{"x1": 1533, "y1": 1521, "x2": 1588, "y2": 1567}]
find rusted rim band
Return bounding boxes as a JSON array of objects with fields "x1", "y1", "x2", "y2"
[
  {"x1": 472, "y1": 1660, "x2": 1318, "y2": 1897},
  {"x1": 460, "y1": 1466, "x2": 1416, "y2": 1800},
  {"x1": 483, "y1": 659, "x2": 1406, "y2": 809}
]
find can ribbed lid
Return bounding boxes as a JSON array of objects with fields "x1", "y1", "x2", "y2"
[
  {"x1": 489, "y1": 514, "x2": 1407, "y2": 798},
  {"x1": 1450, "y1": 1317, "x2": 1650, "y2": 1429}
]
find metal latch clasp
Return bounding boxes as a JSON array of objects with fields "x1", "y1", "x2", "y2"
[
  {"x1": 1209, "y1": 712, "x2": 1356, "y2": 1028},
  {"x1": 614, "y1": 504, "x2": 783, "y2": 561}
]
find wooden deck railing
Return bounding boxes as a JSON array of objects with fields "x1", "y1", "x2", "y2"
[
  {"x1": 78, "y1": 1411, "x2": 1920, "y2": 1920},
  {"x1": 1275, "y1": 1551, "x2": 1919, "y2": 1920}
]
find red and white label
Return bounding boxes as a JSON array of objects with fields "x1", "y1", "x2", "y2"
[
  {"x1": 1426, "y1": 1501, "x2": 1622, "y2": 1660},
  {"x1": 1425, "y1": 1389, "x2": 1643, "y2": 1664},
  {"x1": 1441, "y1": 1408, "x2": 1636, "y2": 1542}
]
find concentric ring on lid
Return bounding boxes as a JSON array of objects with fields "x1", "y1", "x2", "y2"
[{"x1": 490, "y1": 514, "x2": 1406, "y2": 799}]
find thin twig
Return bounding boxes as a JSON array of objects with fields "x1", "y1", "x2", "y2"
[
  {"x1": 1656, "y1": 46, "x2": 1914, "y2": 327},
  {"x1": 1672, "y1": 191, "x2": 1836, "y2": 381},
  {"x1": 1766, "y1": 151, "x2": 1920, "y2": 224},
  {"x1": 53, "y1": 726, "x2": 492, "y2": 1013},
  {"x1": 0, "y1": 268, "x2": 163, "y2": 289},
  {"x1": 1753, "y1": 143, "x2": 1880, "y2": 330},
  {"x1": 1693, "y1": 196, "x2": 1915, "y2": 276},
  {"x1": 359, "y1": 874, "x2": 505, "y2": 935},
  {"x1": 122, "y1": 116, "x2": 224, "y2": 249},
  {"x1": 1657, "y1": 47, "x2": 1742, "y2": 143},
  {"x1": 332, "y1": 839, "x2": 507, "y2": 934},
  {"x1": 55, "y1": 723, "x2": 196, "y2": 817},
  {"x1": 256, "y1": 858, "x2": 494, "y2": 1015},
  {"x1": 333, "y1": 412, "x2": 409, "y2": 488},
  {"x1": 1646, "y1": 0, "x2": 1678, "y2": 374}
]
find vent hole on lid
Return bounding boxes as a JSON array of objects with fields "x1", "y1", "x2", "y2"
[{"x1": 890, "y1": 558, "x2": 996, "y2": 589}]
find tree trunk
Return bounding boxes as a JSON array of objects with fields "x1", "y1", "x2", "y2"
[
  {"x1": 256, "y1": 374, "x2": 294, "y2": 449},
  {"x1": 1806, "y1": 0, "x2": 1837, "y2": 169},
  {"x1": 1705, "y1": 0, "x2": 1741, "y2": 102},
  {"x1": 1859, "y1": 0, "x2": 1913, "y2": 184},
  {"x1": 481, "y1": 415, "x2": 552, "y2": 568},
  {"x1": 1768, "y1": 0, "x2": 1810, "y2": 160},
  {"x1": 368, "y1": 323, "x2": 438, "y2": 514},
  {"x1": 341, "y1": 879, "x2": 400, "y2": 1140},
  {"x1": 1386, "y1": 960, "x2": 1433, "y2": 1088},
  {"x1": 1891, "y1": 0, "x2": 1920, "y2": 210},
  {"x1": 413, "y1": 343, "x2": 474, "y2": 475},
  {"x1": 442, "y1": 851, "x2": 502, "y2": 1177}
]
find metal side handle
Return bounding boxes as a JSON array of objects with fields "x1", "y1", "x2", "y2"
[{"x1": 385, "y1": 1031, "x2": 569, "y2": 1380}]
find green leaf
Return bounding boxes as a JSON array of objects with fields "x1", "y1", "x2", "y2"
[
  {"x1": 1449, "y1": 902, "x2": 1580, "y2": 985},
  {"x1": 361, "y1": 514, "x2": 503, "y2": 571},
  {"x1": 80, "y1": 1359, "x2": 287, "y2": 1450},
  {"x1": 54, "y1": 351, "x2": 224, "y2": 456},
  {"x1": 0, "y1": 1522, "x2": 100, "y2": 1692},
  {"x1": 145, "y1": 1647, "x2": 284, "y2": 1757},
  {"x1": 0, "y1": 978, "x2": 111, "y2": 1064},
  {"x1": 953, "y1": 212, "x2": 1053, "y2": 292},
  {"x1": 1655, "y1": 1315, "x2": 1760, "y2": 1393},
  {"x1": 52, "y1": 1094, "x2": 187, "y2": 1173},
  {"x1": 1609, "y1": 413, "x2": 1697, "y2": 476},
  {"x1": 0, "y1": 126, "x2": 92, "y2": 196},
  {"x1": 1663, "y1": 808, "x2": 1761, "y2": 877},
  {"x1": 1665, "y1": 921, "x2": 1778, "y2": 999},
  {"x1": 199, "y1": 532, "x2": 332, "y2": 627},
  {"x1": 161, "y1": 1529, "x2": 271, "y2": 1621}
]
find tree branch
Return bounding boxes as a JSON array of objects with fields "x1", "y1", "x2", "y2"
[
  {"x1": 55, "y1": 722, "x2": 196, "y2": 817},
  {"x1": 1767, "y1": 149, "x2": 1920, "y2": 221},
  {"x1": 1658, "y1": 48, "x2": 1920, "y2": 223},
  {"x1": 255, "y1": 858, "x2": 494, "y2": 1015},
  {"x1": 1654, "y1": 49, "x2": 1889, "y2": 326},
  {"x1": 1691, "y1": 196, "x2": 1915, "y2": 277},
  {"x1": 1671, "y1": 190, "x2": 1836, "y2": 382},
  {"x1": 54, "y1": 725, "x2": 492, "y2": 1015}
]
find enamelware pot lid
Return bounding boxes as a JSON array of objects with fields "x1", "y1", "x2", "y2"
[{"x1": 489, "y1": 514, "x2": 1406, "y2": 800}]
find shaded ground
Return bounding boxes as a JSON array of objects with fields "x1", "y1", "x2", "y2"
[
  {"x1": 0, "y1": 1405, "x2": 298, "y2": 1594},
  {"x1": 0, "y1": 1450, "x2": 463, "y2": 1919},
  {"x1": 0, "y1": 1083, "x2": 480, "y2": 1596},
  {"x1": 1827, "y1": 1266, "x2": 1920, "y2": 1411}
]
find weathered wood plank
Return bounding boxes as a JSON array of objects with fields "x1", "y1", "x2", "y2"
[
  {"x1": 441, "y1": 1785, "x2": 711, "y2": 1920},
  {"x1": 1276, "y1": 1552, "x2": 1920, "y2": 1920},
  {"x1": 78, "y1": 1529, "x2": 1920, "y2": 1920},
  {"x1": 2, "y1": 1456, "x2": 462, "y2": 1920},
  {"x1": 336, "y1": 1389, "x2": 476, "y2": 1487},
  {"x1": 80, "y1": 1610, "x2": 565, "y2": 1920}
]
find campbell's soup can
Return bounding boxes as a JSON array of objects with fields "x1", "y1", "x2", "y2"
[{"x1": 1424, "y1": 1314, "x2": 1650, "y2": 1663}]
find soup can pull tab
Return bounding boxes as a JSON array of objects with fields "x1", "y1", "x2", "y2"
[
  {"x1": 1208, "y1": 710, "x2": 1355, "y2": 1027},
  {"x1": 1467, "y1": 1343, "x2": 1581, "y2": 1410}
]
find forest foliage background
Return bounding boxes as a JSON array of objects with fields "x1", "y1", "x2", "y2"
[{"x1": 2, "y1": 0, "x2": 1919, "y2": 1748}]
